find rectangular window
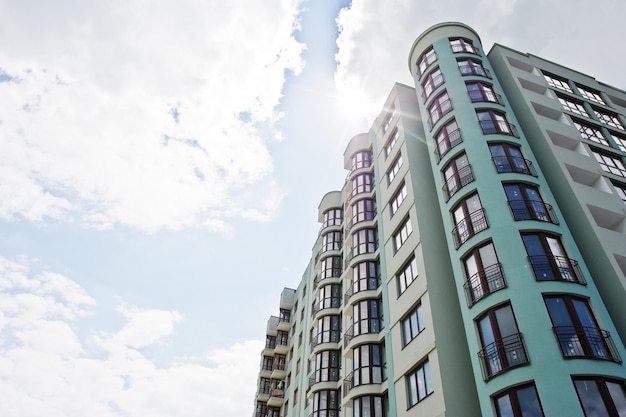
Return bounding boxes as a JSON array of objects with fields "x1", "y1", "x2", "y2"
[
  {"x1": 384, "y1": 129, "x2": 399, "y2": 157},
  {"x1": 402, "y1": 303, "x2": 425, "y2": 346},
  {"x1": 397, "y1": 256, "x2": 418, "y2": 295},
  {"x1": 463, "y1": 241, "x2": 505, "y2": 306},
  {"x1": 574, "y1": 120, "x2": 609, "y2": 146},
  {"x1": 613, "y1": 182, "x2": 626, "y2": 205},
  {"x1": 416, "y1": 47, "x2": 437, "y2": 77},
  {"x1": 387, "y1": 154, "x2": 403, "y2": 184},
  {"x1": 427, "y1": 91, "x2": 453, "y2": 129},
  {"x1": 393, "y1": 217, "x2": 412, "y2": 252},
  {"x1": 594, "y1": 109, "x2": 625, "y2": 130},
  {"x1": 577, "y1": 85, "x2": 606, "y2": 105},
  {"x1": 574, "y1": 377, "x2": 626, "y2": 417},
  {"x1": 558, "y1": 96, "x2": 589, "y2": 117},
  {"x1": 504, "y1": 183, "x2": 558, "y2": 224},
  {"x1": 494, "y1": 383, "x2": 545, "y2": 417},
  {"x1": 610, "y1": 133, "x2": 626, "y2": 152},
  {"x1": 382, "y1": 106, "x2": 395, "y2": 133},
  {"x1": 390, "y1": 182, "x2": 408, "y2": 216},
  {"x1": 353, "y1": 395, "x2": 386, "y2": 417},
  {"x1": 406, "y1": 360, "x2": 433, "y2": 407},
  {"x1": 451, "y1": 193, "x2": 488, "y2": 248},
  {"x1": 544, "y1": 295, "x2": 620, "y2": 362},
  {"x1": 543, "y1": 72, "x2": 573, "y2": 93},
  {"x1": 521, "y1": 232, "x2": 582, "y2": 283},
  {"x1": 593, "y1": 150, "x2": 626, "y2": 177}
]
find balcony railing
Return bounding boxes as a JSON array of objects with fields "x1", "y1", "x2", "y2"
[
  {"x1": 459, "y1": 64, "x2": 491, "y2": 78},
  {"x1": 463, "y1": 263, "x2": 506, "y2": 307},
  {"x1": 468, "y1": 90, "x2": 504, "y2": 105},
  {"x1": 479, "y1": 120, "x2": 519, "y2": 137},
  {"x1": 312, "y1": 298, "x2": 341, "y2": 315},
  {"x1": 478, "y1": 332, "x2": 528, "y2": 380},
  {"x1": 344, "y1": 278, "x2": 380, "y2": 304},
  {"x1": 311, "y1": 331, "x2": 341, "y2": 348},
  {"x1": 343, "y1": 319, "x2": 383, "y2": 348},
  {"x1": 443, "y1": 165, "x2": 474, "y2": 201},
  {"x1": 434, "y1": 128, "x2": 462, "y2": 162},
  {"x1": 427, "y1": 97, "x2": 453, "y2": 130},
  {"x1": 342, "y1": 366, "x2": 386, "y2": 396},
  {"x1": 527, "y1": 255, "x2": 586, "y2": 284},
  {"x1": 508, "y1": 200, "x2": 558, "y2": 224},
  {"x1": 308, "y1": 368, "x2": 341, "y2": 388},
  {"x1": 314, "y1": 269, "x2": 342, "y2": 288},
  {"x1": 552, "y1": 326, "x2": 621, "y2": 362},
  {"x1": 452, "y1": 208, "x2": 488, "y2": 249},
  {"x1": 492, "y1": 156, "x2": 536, "y2": 176},
  {"x1": 309, "y1": 411, "x2": 339, "y2": 417}
]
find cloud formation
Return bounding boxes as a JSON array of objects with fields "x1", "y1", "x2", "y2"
[
  {"x1": 0, "y1": 255, "x2": 262, "y2": 417},
  {"x1": 0, "y1": 0, "x2": 305, "y2": 232}
]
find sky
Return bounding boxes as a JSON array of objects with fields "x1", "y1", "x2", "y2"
[{"x1": 0, "y1": 0, "x2": 625, "y2": 416}]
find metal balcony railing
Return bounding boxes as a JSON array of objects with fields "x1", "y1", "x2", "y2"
[
  {"x1": 452, "y1": 208, "x2": 488, "y2": 249},
  {"x1": 508, "y1": 200, "x2": 558, "y2": 224},
  {"x1": 552, "y1": 326, "x2": 621, "y2": 362},
  {"x1": 527, "y1": 255, "x2": 586, "y2": 284},
  {"x1": 463, "y1": 263, "x2": 506, "y2": 307},
  {"x1": 478, "y1": 333, "x2": 528, "y2": 380},
  {"x1": 443, "y1": 165, "x2": 474, "y2": 201},
  {"x1": 492, "y1": 156, "x2": 536, "y2": 175},
  {"x1": 434, "y1": 128, "x2": 462, "y2": 162}
]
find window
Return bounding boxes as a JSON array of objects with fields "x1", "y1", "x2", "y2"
[
  {"x1": 351, "y1": 198, "x2": 376, "y2": 227},
  {"x1": 352, "y1": 173, "x2": 374, "y2": 196},
  {"x1": 387, "y1": 154, "x2": 403, "y2": 184},
  {"x1": 609, "y1": 132, "x2": 626, "y2": 152},
  {"x1": 406, "y1": 360, "x2": 433, "y2": 407},
  {"x1": 451, "y1": 193, "x2": 488, "y2": 248},
  {"x1": 593, "y1": 150, "x2": 626, "y2": 177},
  {"x1": 350, "y1": 261, "x2": 379, "y2": 295},
  {"x1": 558, "y1": 96, "x2": 589, "y2": 117},
  {"x1": 382, "y1": 106, "x2": 395, "y2": 133},
  {"x1": 262, "y1": 356, "x2": 274, "y2": 371},
  {"x1": 421, "y1": 67, "x2": 444, "y2": 101},
  {"x1": 393, "y1": 217, "x2": 412, "y2": 252},
  {"x1": 322, "y1": 208, "x2": 343, "y2": 228},
  {"x1": 402, "y1": 303, "x2": 425, "y2": 346},
  {"x1": 259, "y1": 377, "x2": 272, "y2": 395},
  {"x1": 322, "y1": 231, "x2": 342, "y2": 252},
  {"x1": 477, "y1": 304, "x2": 528, "y2": 379},
  {"x1": 277, "y1": 330, "x2": 288, "y2": 347},
  {"x1": 352, "y1": 228, "x2": 377, "y2": 256},
  {"x1": 274, "y1": 354, "x2": 286, "y2": 372},
  {"x1": 352, "y1": 151, "x2": 372, "y2": 171},
  {"x1": 427, "y1": 91, "x2": 453, "y2": 129},
  {"x1": 312, "y1": 390, "x2": 339, "y2": 417},
  {"x1": 478, "y1": 109, "x2": 517, "y2": 136},
  {"x1": 504, "y1": 183, "x2": 557, "y2": 223},
  {"x1": 521, "y1": 232, "x2": 583, "y2": 283},
  {"x1": 255, "y1": 401, "x2": 268, "y2": 417},
  {"x1": 574, "y1": 377, "x2": 626, "y2": 417},
  {"x1": 352, "y1": 299, "x2": 382, "y2": 337},
  {"x1": 613, "y1": 182, "x2": 626, "y2": 205},
  {"x1": 353, "y1": 395, "x2": 386, "y2": 417},
  {"x1": 434, "y1": 119, "x2": 462, "y2": 162},
  {"x1": 313, "y1": 351, "x2": 340, "y2": 383},
  {"x1": 318, "y1": 284, "x2": 341, "y2": 310},
  {"x1": 574, "y1": 120, "x2": 609, "y2": 146},
  {"x1": 577, "y1": 85, "x2": 606, "y2": 105},
  {"x1": 594, "y1": 109, "x2": 625, "y2": 130},
  {"x1": 390, "y1": 182, "x2": 408, "y2": 216},
  {"x1": 458, "y1": 58, "x2": 490, "y2": 77},
  {"x1": 397, "y1": 256, "x2": 418, "y2": 295},
  {"x1": 351, "y1": 344, "x2": 384, "y2": 387},
  {"x1": 442, "y1": 153, "x2": 473, "y2": 199},
  {"x1": 463, "y1": 241, "x2": 505, "y2": 306},
  {"x1": 489, "y1": 143, "x2": 534, "y2": 175},
  {"x1": 384, "y1": 129, "x2": 399, "y2": 157},
  {"x1": 467, "y1": 82, "x2": 503, "y2": 104},
  {"x1": 543, "y1": 72, "x2": 573, "y2": 93},
  {"x1": 544, "y1": 295, "x2": 620, "y2": 361},
  {"x1": 416, "y1": 47, "x2": 437, "y2": 77},
  {"x1": 313, "y1": 315, "x2": 340, "y2": 345},
  {"x1": 320, "y1": 256, "x2": 342, "y2": 279},
  {"x1": 450, "y1": 37, "x2": 479, "y2": 54},
  {"x1": 494, "y1": 383, "x2": 545, "y2": 417}
]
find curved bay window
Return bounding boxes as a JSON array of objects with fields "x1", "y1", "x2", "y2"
[
  {"x1": 504, "y1": 183, "x2": 558, "y2": 224},
  {"x1": 477, "y1": 304, "x2": 528, "y2": 380},
  {"x1": 451, "y1": 193, "x2": 488, "y2": 248},
  {"x1": 318, "y1": 284, "x2": 341, "y2": 310},
  {"x1": 349, "y1": 299, "x2": 382, "y2": 341},
  {"x1": 352, "y1": 228, "x2": 377, "y2": 257},
  {"x1": 416, "y1": 46, "x2": 437, "y2": 77},
  {"x1": 521, "y1": 233, "x2": 584, "y2": 284},
  {"x1": 322, "y1": 231, "x2": 343, "y2": 252},
  {"x1": 463, "y1": 241, "x2": 505, "y2": 306},
  {"x1": 478, "y1": 110, "x2": 518, "y2": 136},
  {"x1": 351, "y1": 198, "x2": 376, "y2": 227},
  {"x1": 466, "y1": 81, "x2": 503, "y2": 104},
  {"x1": 312, "y1": 390, "x2": 340, "y2": 417},
  {"x1": 421, "y1": 67, "x2": 444, "y2": 101},
  {"x1": 346, "y1": 344, "x2": 385, "y2": 390},
  {"x1": 314, "y1": 315, "x2": 341, "y2": 346},
  {"x1": 313, "y1": 350, "x2": 341, "y2": 384},
  {"x1": 427, "y1": 90, "x2": 453, "y2": 130},
  {"x1": 353, "y1": 395, "x2": 387, "y2": 417},
  {"x1": 489, "y1": 143, "x2": 535, "y2": 175},
  {"x1": 350, "y1": 261, "x2": 379, "y2": 297},
  {"x1": 320, "y1": 256, "x2": 342, "y2": 279},
  {"x1": 352, "y1": 173, "x2": 374, "y2": 197},
  {"x1": 544, "y1": 295, "x2": 620, "y2": 362},
  {"x1": 352, "y1": 151, "x2": 372, "y2": 171},
  {"x1": 450, "y1": 37, "x2": 479, "y2": 54},
  {"x1": 494, "y1": 383, "x2": 545, "y2": 417},
  {"x1": 457, "y1": 58, "x2": 490, "y2": 77},
  {"x1": 442, "y1": 153, "x2": 474, "y2": 200},
  {"x1": 434, "y1": 119, "x2": 462, "y2": 162},
  {"x1": 574, "y1": 377, "x2": 626, "y2": 417},
  {"x1": 323, "y1": 208, "x2": 343, "y2": 228}
]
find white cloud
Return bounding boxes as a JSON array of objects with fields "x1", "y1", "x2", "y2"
[
  {"x1": 335, "y1": 0, "x2": 626, "y2": 120},
  {"x1": 0, "y1": 255, "x2": 264, "y2": 417},
  {"x1": 0, "y1": 0, "x2": 305, "y2": 232}
]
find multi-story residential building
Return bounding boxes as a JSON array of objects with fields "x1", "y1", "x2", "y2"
[{"x1": 252, "y1": 22, "x2": 626, "y2": 417}]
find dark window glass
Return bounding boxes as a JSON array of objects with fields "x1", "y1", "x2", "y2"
[
  {"x1": 463, "y1": 241, "x2": 505, "y2": 306},
  {"x1": 574, "y1": 377, "x2": 626, "y2": 417},
  {"x1": 504, "y1": 183, "x2": 556, "y2": 223},
  {"x1": 494, "y1": 383, "x2": 545, "y2": 417},
  {"x1": 521, "y1": 233, "x2": 581, "y2": 283}
]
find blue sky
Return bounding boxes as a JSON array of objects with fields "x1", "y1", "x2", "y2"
[{"x1": 0, "y1": 0, "x2": 625, "y2": 416}]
